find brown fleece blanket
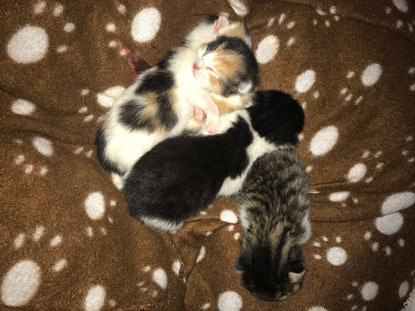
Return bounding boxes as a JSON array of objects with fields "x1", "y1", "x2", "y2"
[{"x1": 1, "y1": 1, "x2": 414, "y2": 310}]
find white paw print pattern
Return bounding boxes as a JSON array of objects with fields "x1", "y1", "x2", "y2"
[
  {"x1": 7, "y1": 1, "x2": 75, "y2": 64},
  {"x1": 255, "y1": 13, "x2": 297, "y2": 64},
  {"x1": 402, "y1": 135, "x2": 414, "y2": 164},
  {"x1": 385, "y1": 0, "x2": 414, "y2": 32},
  {"x1": 136, "y1": 266, "x2": 169, "y2": 298},
  {"x1": 373, "y1": 192, "x2": 415, "y2": 236},
  {"x1": 363, "y1": 230, "x2": 407, "y2": 256},
  {"x1": 13, "y1": 136, "x2": 53, "y2": 176},
  {"x1": 408, "y1": 67, "x2": 415, "y2": 92},
  {"x1": 312, "y1": 235, "x2": 348, "y2": 266},
  {"x1": 345, "y1": 281, "x2": 379, "y2": 311},
  {"x1": 84, "y1": 192, "x2": 116, "y2": 238},
  {"x1": 339, "y1": 63, "x2": 382, "y2": 106},
  {"x1": 313, "y1": 6, "x2": 340, "y2": 27},
  {"x1": 1, "y1": 226, "x2": 67, "y2": 307},
  {"x1": 73, "y1": 85, "x2": 126, "y2": 159}
]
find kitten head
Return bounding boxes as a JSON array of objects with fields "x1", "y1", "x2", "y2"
[
  {"x1": 247, "y1": 90, "x2": 305, "y2": 146},
  {"x1": 235, "y1": 221, "x2": 310, "y2": 301},
  {"x1": 192, "y1": 35, "x2": 258, "y2": 97}
]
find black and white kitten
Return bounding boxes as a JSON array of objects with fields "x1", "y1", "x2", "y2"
[
  {"x1": 122, "y1": 90, "x2": 304, "y2": 232},
  {"x1": 235, "y1": 149, "x2": 311, "y2": 301},
  {"x1": 95, "y1": 15, "x2": 258, "y2": 176}
]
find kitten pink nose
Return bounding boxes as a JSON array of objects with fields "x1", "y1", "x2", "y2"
[{"x1": 193, "y1": 60, "x2": 203, "y2": 70}]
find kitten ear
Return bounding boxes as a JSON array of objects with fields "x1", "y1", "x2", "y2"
[
  {"x1": 237, "y1": 81, "x2": 253, "y2": 94},
  {"x1": 288, "y1": 270, "x2": 306, "y2": 283},
  {"x1": 214, "y1": 16, "x2": 230, "y2": 34}
]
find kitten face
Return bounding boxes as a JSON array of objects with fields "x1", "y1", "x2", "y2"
[
  {"x1": 192, "y1": 36, "x2": 258, "y2": 97},
  {"x1": 235, "y1": 239, "x2": 307, "y2": 301}
]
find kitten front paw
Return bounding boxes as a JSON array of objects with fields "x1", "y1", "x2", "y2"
[
  {"x1": 205, "y1": 119, "x2": 219, "y2": 134},
  {"x1": 193, "y1": 107, "x2": 204, "y2": 122}
]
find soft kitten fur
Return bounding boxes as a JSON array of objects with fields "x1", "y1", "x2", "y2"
[
  {"x1": 235, "y1": 150, "x2": 311, "y2": 301},
  {"x1": 95, "y1": 15, "x2": 258, "y2": 176},
  {"x1": 122, "y1": 90, "x2": 304, "y2": 233}
]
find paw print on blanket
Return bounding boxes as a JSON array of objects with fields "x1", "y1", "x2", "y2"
[
  {"x1": 83, "y1": 192, "x2": 116, "y2": 238},
  {"x1": 408, "y1": 66, "x2": 415, "y2": 92},
  {"x1": 255, "y1": 13, "x2": 297, "y2": 65},
  {"x1": 385, "y1": 0, "x2": 414, "y2": 33},
  {"x1": 136, "y1": 266, "x2": 171, "y2": 299},
  {"x1": 313, "y1": 6, "x2": 341, "y2": 27},
  {"x1": 12, "y1": 135, "x2": 53, "y2": 176},
  {"x1": 6, "y1": 1, "x2": 75, "y2": 64},
  {"x1": 360, "y1": 192, "x2": 415, "y2": 256},
  {"x1": 104, "y1": 5, "x2": 161, "y2": 48},
  {"x1": 345, "y1": 281, "x2": 379, "y2": 311},
  {"x1": 338, "y1": 63, "x2": 382, "y2": 107},
  {"x1": 1, "y1": 226, "x2": 67, "y2": 307},
  {"x1": 72, "y1": 86, "x2": 126, "y2": 161},
  {"x1": 312, "y1": 235, "x2": 348, "y2": 266}
]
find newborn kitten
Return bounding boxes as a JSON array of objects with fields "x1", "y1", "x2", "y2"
[
  {"x1": 235, "y1": 150, "x2": 311, "y2": 301},
  {"x1": 123, "y1": 90, "x2": 304, "y2": 233},
  {"x1": 95, "y1": 15, "x2": 258, "y2": 176}
]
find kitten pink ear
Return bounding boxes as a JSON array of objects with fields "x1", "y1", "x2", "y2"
[
  {"x1": 214, "y1": 16, "x2": 230, "y2": 34},
  {"x1": 237, "y1": 81, "x2": 253, "y2": 94}
]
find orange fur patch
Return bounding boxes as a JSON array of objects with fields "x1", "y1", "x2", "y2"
[{"x1": 224, "y1": 23, "x2": 248, "y2": 42}]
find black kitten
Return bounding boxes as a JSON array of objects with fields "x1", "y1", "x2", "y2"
[{"x1": 122, "y1": 90, "x2": 304, "y2": 233}]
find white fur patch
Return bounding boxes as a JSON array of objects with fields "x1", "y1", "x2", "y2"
[
  {"x1": 218, "y1": 113, "x2": 277, "y2": 196},
  {"x1": 140, "y1": 216, "x2": 183, "y2": 233}
]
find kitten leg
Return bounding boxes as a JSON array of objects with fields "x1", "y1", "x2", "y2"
[
  {"x1": 197, "y1": 97, "x2": 220, "y2": 134},
  {"x1": 193, "y1": 106, "x2": 204, "y2": 122}
]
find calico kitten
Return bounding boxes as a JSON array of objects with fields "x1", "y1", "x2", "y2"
[
  {"x1": 122, "y1": 90, "x2": 304, "y2": 233},
  {"x1": 95, "y1": 15, "x2": 258, "y2": 176},
  {"x1": 235, "y1": 150, "x2": 311, "y2": 301}
]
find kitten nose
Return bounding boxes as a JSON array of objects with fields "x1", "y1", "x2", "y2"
[{"x1": 193, "y1": 60, "x2": 203, "y2": 70}]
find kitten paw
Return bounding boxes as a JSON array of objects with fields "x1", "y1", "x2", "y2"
[
  {"x1": 193, "y1": 107, "x2": 204, "y2": 122},
  {"x1": 205, "y1": 119, "x2": 219, "y2": 134}
]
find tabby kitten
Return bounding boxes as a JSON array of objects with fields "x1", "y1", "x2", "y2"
[
  {"x1": 95, "y1": 15, "x2": 258, "y2": 176},
  {"x1": 235, "y1": 149, "x2": 311, "y2": 301}
]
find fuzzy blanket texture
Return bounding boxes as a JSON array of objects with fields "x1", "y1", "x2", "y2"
[{"x1": 1, "y1": 0, "x2": 414, "y2": 310}]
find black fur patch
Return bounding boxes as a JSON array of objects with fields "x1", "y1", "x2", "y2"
[
  {"x1": 123, "y1": 117, "x2": 253, "y2": 225},
  {"x1": 118, "y1": 100, "x2": 155, "y2": 131},
  {"x1": 95, "y1": 126, "x2": 124, "y2": 175},
  {"x1": 157, "y1": 50, "x2": 176, "y2": 70},
  {"x1": 135, "y1": 70, "x2": 174, "y2": 94},
  {"x1": 157, "y1": 93, "x2": 178, "y2": 130},
  {"x1": 248, "y1": 90, "x2": 304, "y2": 146},
  {"x1": 203, "y1": 14, "x2": 219, "y2": 24}
]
